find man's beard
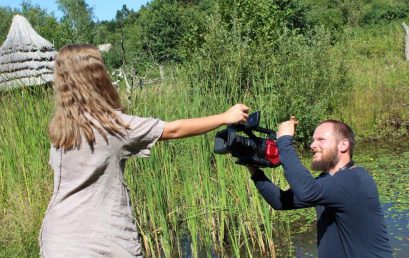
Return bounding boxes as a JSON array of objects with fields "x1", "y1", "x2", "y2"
[{"x1": 311, "y1": 146, "x2": 339, "y2": 172}]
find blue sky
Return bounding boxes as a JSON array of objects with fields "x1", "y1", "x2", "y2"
[{"x1": 1, "y1": 0, "x2": 151, "y2": 21}]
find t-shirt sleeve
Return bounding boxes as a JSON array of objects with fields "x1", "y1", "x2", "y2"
[{"x1": 121, "y1": 114, "x2": 165, "y2": 158}]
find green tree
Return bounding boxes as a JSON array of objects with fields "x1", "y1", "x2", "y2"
[
  {"x1": 94, "y1": 20, "x2": 122, "y2": 68},
  {"x1": 0, "y1": 7, "x2": 17, "y2": 44},
  {"x1": 115, "y1": 5, "x2": 133, "y2": 66},
  {"x1": 136, "y1": 0, "x2": 210, "y2": 63},
  {"x1": 57, "y1": 0, "x2": 95, "y2": 44},
  {"x1": 217, "y1": 0, "x2": 309, "y2": 46},
  {"x1": 20, "y1": 1, "x2": 63, "y2": 48}
]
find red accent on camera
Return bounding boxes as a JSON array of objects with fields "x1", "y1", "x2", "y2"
[{"x1": 265, "y1": 140, "x2": 281, "y2": 166}]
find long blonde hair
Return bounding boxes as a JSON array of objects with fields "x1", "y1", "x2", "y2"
[{"x1": 48, "y1": 44, "x2": 128, "y2": 150}]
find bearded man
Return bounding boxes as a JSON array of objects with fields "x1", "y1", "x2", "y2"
[{"x1": 248, "y1": 118, "x2": 393, "y2": 258}]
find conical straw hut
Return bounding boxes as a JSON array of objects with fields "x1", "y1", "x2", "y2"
[{"x1": 0, "y1": 14, "x2": 56, "y2": 90}]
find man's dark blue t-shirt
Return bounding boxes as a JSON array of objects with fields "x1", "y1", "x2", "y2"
[{"x1": 251, "y1": 136, "x2": 393, "y2": 258}]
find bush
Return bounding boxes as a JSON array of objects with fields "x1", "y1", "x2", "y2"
[
  {"x1": 267, "y1": 28, "x2": 350, "y2": 147},
  {"x1": 186, "y1": 13, "x2": 351, "y2": 147},
  {"x1": 361, "y1": 0, "x2": 409, "y2": 25}
]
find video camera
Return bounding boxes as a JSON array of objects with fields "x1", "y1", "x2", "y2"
[{"x1": 213, "y1": 111, "x2": 281, "y2": 168}]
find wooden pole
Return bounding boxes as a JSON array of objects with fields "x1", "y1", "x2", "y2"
[{"x1": 402, "y1": 22, "x2": 409, "y2": 61}]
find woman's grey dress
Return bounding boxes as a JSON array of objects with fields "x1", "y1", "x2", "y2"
[{"x1": 40, "y1": 112, "x2": 164, "y2": 257}]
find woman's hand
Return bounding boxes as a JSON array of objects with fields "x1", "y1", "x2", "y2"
[{"x1": 223, "y1": 104, "x2": 250, "y2": 124}]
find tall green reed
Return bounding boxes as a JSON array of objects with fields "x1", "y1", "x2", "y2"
[
  {"x1": 120, "y1": 64, "x2": 301, "y2": 257},
  {"x1": 0, "y1": 87, "x2": 53, "y2": 257}
]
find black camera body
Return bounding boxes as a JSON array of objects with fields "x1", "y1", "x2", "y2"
[{"x1": 213, "y1": 111, "x2": 281, "y2": 168}]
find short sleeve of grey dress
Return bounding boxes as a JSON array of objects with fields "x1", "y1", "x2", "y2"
[{"x1": 40, "y1": 113, "x2": 165, "y2": 258}]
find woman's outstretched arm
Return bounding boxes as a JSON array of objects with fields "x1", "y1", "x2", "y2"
[{"x1": 160, "y1": 104, "x2": 249, "y2": 140}]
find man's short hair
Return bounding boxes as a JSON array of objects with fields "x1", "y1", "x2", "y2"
[{"x1": 319, "y1": 120, "x2": 355, "y2": 157}]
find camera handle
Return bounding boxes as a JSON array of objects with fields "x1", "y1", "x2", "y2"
[{"x1": 245, "y1": 126, "x2": 277, "y2": 140}]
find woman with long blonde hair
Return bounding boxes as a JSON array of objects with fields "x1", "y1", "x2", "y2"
[{"x1": 40, "y1": 44, "x2": 249, "y2": 257}]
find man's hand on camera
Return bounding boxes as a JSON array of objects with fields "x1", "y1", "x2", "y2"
[{"x1": 277, "y1": 116, "x2": 298, "y2": 139}]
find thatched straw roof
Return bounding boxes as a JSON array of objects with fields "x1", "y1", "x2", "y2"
[{"x1": 0, "y1": 14, "x2": 56, "y2": 90}]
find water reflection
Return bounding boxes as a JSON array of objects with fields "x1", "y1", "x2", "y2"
[{"x1": 383, "y1": 203, "x2": 409, "y2": 258}]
